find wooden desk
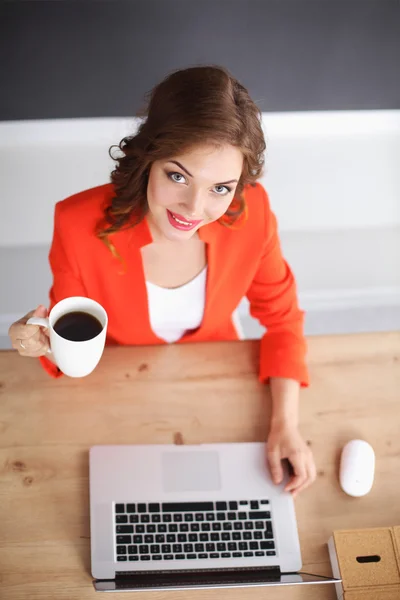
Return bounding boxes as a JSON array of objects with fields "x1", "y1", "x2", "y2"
[{"x1": 0, "y1": 332, "x2": 399, "y2": 599}]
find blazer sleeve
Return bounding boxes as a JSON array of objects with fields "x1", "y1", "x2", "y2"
[
  {"x1": 39, "y1": 203, "x2": 88, "y2": 378},
  {"x1": 246, "y1": 187, "x2": 309, "y2": 386}
]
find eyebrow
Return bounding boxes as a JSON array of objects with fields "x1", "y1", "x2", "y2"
[{"x1": 169, "y1": 160, "x2": 238, "y2": 185}]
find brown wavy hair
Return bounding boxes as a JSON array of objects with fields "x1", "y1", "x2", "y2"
[{"x1": 98, "y1": 65, "x2": 266, "y2": 241}]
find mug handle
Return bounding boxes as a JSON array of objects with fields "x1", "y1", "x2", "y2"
[{"x1": 27, "y1": 317, "x2": 53, "y2": 354}]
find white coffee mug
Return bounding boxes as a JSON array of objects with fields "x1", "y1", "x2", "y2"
[{"x1": 27, "y1": 297, "x2": 108, "y2": 378}]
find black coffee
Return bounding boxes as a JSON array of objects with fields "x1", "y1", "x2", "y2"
[{"x1": 54, "y1": 311, "x2": 103, "y2": 342}]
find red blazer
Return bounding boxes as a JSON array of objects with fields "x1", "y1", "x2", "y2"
[{"x1": 40, "y1": 182, "x2": 308, "y2": 385}]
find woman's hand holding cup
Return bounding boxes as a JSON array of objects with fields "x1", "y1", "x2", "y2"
[{"x1": 8, "y1": 305, "x2": 50, "y2": 357}]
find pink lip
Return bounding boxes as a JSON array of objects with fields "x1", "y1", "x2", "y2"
[{"x1": 167, "y1": 210, "x2": 202, "y2": 231}]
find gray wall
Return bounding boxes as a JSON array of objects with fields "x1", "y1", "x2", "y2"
[{"x1": 1, "y1": 0, "x2": 400, "y2": 120}]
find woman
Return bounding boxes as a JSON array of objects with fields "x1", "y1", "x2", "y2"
[{"x1": 8, "y1": 65, "x2": 316, "y2": 497}]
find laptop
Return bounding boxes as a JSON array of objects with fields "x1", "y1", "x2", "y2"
[{"x1": 89, "y1": 442, "x2": 339, "y2": 591}]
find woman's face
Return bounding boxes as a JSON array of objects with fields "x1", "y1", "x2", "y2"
[{"x1": 146, "y1": 143, "x2": 243, "y2": 242}]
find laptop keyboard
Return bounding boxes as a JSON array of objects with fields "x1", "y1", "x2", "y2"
[{"x1": 115, "y1": 500, "x2": 275, "y2": 563}]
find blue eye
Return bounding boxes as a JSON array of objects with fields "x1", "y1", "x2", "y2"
[
  {"x1": 214, "y1": 185, "x2": 232, "y2": 196},
  {"x1": 168, "y1": 172, "x2": 186, "y2": 183}
]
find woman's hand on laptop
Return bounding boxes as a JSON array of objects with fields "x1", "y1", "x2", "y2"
[{"x1": 266, "y1": 424, "x2": 317, "y2": 498}]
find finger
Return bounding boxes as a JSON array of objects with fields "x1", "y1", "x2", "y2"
[
  {"x1": 284, "y1": 453, "x2": 307, "y2": 492},
  {"x1": 15, "y1": 305, "x2": 48, "y2": 339},
  {"x1": 266, "y1": 449, "x2": 284, "y2": 484},
  {"x1": 292, "y1": 461, "x2": 316, "y2": 498},
  {"x1": 14, "y1": 331, "x2": 47, "y2": 355}
]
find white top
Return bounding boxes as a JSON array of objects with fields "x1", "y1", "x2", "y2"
[{"x1": 145, "y1": 267, "x2": 208, "y2": 343}]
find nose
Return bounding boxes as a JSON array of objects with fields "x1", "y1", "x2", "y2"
[{"x1": 181, "y1": 190, "x2": 204, "y2": 219}]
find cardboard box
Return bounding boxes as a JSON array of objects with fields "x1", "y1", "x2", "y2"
[{"x1": 328, "y1": 526, "x2": 400, "y2": 600}]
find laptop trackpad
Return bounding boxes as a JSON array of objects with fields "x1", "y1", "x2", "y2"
[{"x1": 162, "y1": 451, "x2": 221, "y2": 493}]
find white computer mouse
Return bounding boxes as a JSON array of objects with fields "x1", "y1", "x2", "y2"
[{"x1": 339, "y1": 439, "x2": 375, "y2": 497}]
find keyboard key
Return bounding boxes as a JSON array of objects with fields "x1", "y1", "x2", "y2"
[
  {"x1": 139, "y1": 545, "x2": 149, "y2": 554},
  {"x1": 175, "y1": 554, "x2": 185, "y2": 560},
  {"x1": 234, "y1": 523, "x2": 243, "y2": 530},
  {"x1": 222, "y1": 552, "x2": 231, "y2": 558},
  {"x1": 115, "y1": 504, "x2": 125, "y2": 513},
  {"x1": 174, "y1": 514, "x2": 183, "y2": 522},
  {"x1": 191, "y1": 523, "x2": 200, "y2": 532},
  {"x1": 256, "y1": 551, "x2": 264, "y2": 556},
  {"x1": 166, "y1": 534, "x2": 176, "y2": 543},
  {"x1": 116, "y1": 535, "x2": 131, "y2": 544},
  {"x1": 150, "y1": 545, "x2": 160, "y2": 554},
  {"x1": 184, "y1": 544, "x2": 193, "y2": 553},
  {"x1": 117, "y1": 556, "x2": 127, "y2": 561},
  {"x1": 151, "y1": 514, "x2": 161, "y2": 523},
  {"x1": 133, "y1": 535, "x2": 143, "y2": 544},
  {"x1": 261, "y1": 541, "x2": 275, "y2": 550},
  {"x1": 180, "y1": 524, "x2": 189, "y2": 532},
  {"x1": 211, "y1": 533, "x2": 219, "y2": 541},
  {"x1": 164, "y1": 514, "x2": 172, "y2": 523},
  {"x1": 129, "y1": 555, "x2": 139, "y2": 561},
  {"x1": 243, "y1": 532, "x2": 252, "y2": 540},
  {"x1": 250, "y1": 501, "x2": 259, "y2": 510},
  {"x1": 233, "y1": 552, "x2": 242, "y2": 557},
  {"x1": 189, "y1": 534, "x2": 198, "y2": 542},
  {"x1": 136, "y1": 525, "x2": 145, "y2": 534},
  {"x1": 229, "y1": 501, "x2": 238, "y2": 510},
  {"x1": 116, "y1": 525, "x2": 133, "y2": 534},
  {"x1": 223, "y1": 522, "x2": 233, "y2": 531},
  {"x1": 245, "y1": 522, "x2": 254, "y2": 530},
  {"x1": 116, "y1": 545, "x2": 126, "y2": 555},
  {"x1": 200, "y1": 534, "x2": 208, "y2": 542},
  {"x1": 249, "y1": 511, "x2": 270, "y2": 520},
  {"x1": 244, "y1": 551, "x2": 254, "y2": 557},
  {"x1": 195, "y1": 543, "x2": 205, "y2": 552},
  {"x1": 232, "y1": 532, "x2": 241, "y2": 541},
  {"x1": 206, "y1": 513, "x2": 215, "y2": 521},
  {"x1": 147, "y1": 525, "x2": 156, "y2": 533},
  {"x1": 126, "y1": 504, "x2": 136, "y2": 513},
  {"x1": 137, "y1": 504, "x2": 146, "y2": 513},
  {"x1": 254, "y1": 531, "x2": 262, "y2": 540},
  {"x1": 140, "y1": 555, "x2": 150, "y2": 561},
  {"x1": 267, "y1": 551, "x2": 276, "y2": 556},
  {"x1": 239, "y1": 501, "x2": 248, "y2": 505},
  {"x1": 266, "y1": 521, "x2": 273, "y2": 534},
  {"x1": 201, "y1": 523, "x2": 211, "y2": 532},
  {"x1": 156, "y1": 535, "x2": 165, "y2": 544},
  {"x1": 141, "y1": 515, "x2": 150, "y2": 523},
  {"x1": 162, "y1": 502, "x2": 214, "y2": 512},
  {"x1": 210, "y1": 553, "x2": 219, "y2": 559},
  {"x1": 221, "y1": 533, "x2": 230, "y2": 541},
  {"x1": 187, "y1": 554, "x2": 196, "y2": 559},
  {"x1": 178, "y1": 534, "x2": 187, "y2": 543},
  {"x1": 255, "y1": 521, "x2": 264, "y2": 529},
  {"x1": 195, "y1": 513, "x2": 204, "y2": 521},
  {"x1": 227, "y1": 512, "x2": 236, "y2": 520},
  {"x1": 206, "y1": 543, "x2": 215, "y2": 552},
  {"x1": 217, "y1": 512, "x2": 226, "y2": 521},
  {"x1": 169, "y1": 524, "x2": 178, "y2": 532},
  {"x1": 238, "y1": 512, "x2": 247, "y2": 520},
  {"x1": 116, "y1": 515, "x2": 128, "y2": 524},
  {"x1": 260, "y1": 500, "x2": 270, "y2": 504},
  {"x1": 217, "y1": 543, "x2": 226, "y2": 551},
  {"x1": 144, "y1": 535, "x2": 154, "y2": 544},
  {"x1": 165, "y1": 554, "x2": 174, "y2": 560},
  {"x1": 184, "y1": 514, "x2": 194, "y2": 522},
  {"x1": 239, "y1": 542, "x2": 248, "y2": 550},
  {"x1": 199, "y1": 553, "x2": 208, "y2": 559},
  {"x1": 148, "y1": 504, "x2": 160, "y2": 513},
  {"x1": 265, "y1": 532, "x2": 273, "y2": 539},
  {"x1": 250, "y1": 542, "x2": 259, "y2": 550},
  {"x1": 228, "y1": 542, "x2": 237, "y2": 551},
  {"x1": 152, "y1": 555, "x2": 162, "y2": 560},
  {"x1": 216, "y1": 502, "x2": 227, "y2": 511},
  {"x1": 130, "y1": 515, "x2": 139, "y2": 523},
  {"x1": 173, "y1": 544, "x2": 182, "y2": 553},
  {"x1": 158, "y1": 524, "x2": 167, "y2": 533},
  {"x1": 212, "y1": 523, "x2": 222, "y2": 532},
  {"x1": 128, "y1": 546, "x2": 138, "y2": 554},
  {"x1": 162, "y1": 544, "x2": 171, "y2": 553}
]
